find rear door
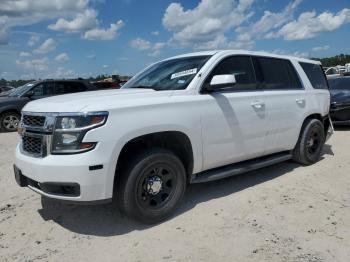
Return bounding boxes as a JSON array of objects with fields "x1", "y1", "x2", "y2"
[
  {"x1": 252, "y1": 56, "x2": 306, "y2": 153},
  {"x1": 200, "y1": 55, "x2": 268, "y2": 170}
]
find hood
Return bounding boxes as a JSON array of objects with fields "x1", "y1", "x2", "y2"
[
  {"x1": 23, "y1": 88, "x2": 173, "y2": 113},
  {"x1": 0, "y1": 96, "x2": 26, "y2": 105}
]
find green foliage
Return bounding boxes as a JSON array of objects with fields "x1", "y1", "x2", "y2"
[
  {"x1": 0, "y1": 78, "x2": 35, "y2": 88},
  {"x1": 312, "y1": 54, "x2": 350, "y2": 67}
]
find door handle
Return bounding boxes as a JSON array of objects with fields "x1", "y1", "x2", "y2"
[
  {"x1": 251, "y1": 101, "x2": 265, "y2": 109},
  {"x1": 296, "y1": 98, "x2": 305, "y2": 105}
]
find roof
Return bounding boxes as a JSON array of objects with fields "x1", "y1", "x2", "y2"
[{"x1": 165, "y1": 50, "x2": 321, "y2": 65}]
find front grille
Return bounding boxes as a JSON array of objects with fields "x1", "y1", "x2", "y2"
[
  {"x1": 22, "y1": 135, "x2": 43, "y2": 155},
  {"x1": 23, "y1": 115, "x2": 46, "y2": 127}
]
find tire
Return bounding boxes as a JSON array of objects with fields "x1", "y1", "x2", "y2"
[
  {"x1": 292, "y1": 119, "x2": 325, "y2": 165},
  {"x1": 0, "y1": 111, "x2": 20, "y2": 132},
  {"x1": 116, "y1": 148, "x2": 187, "y2": 224}
]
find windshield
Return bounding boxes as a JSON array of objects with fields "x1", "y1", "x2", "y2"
[
  {"x1": 8, "y1": 82, "x2": 36, "y2": 97},
  {"x1": 122, "y1": 56, "x2": 211, "y2": 91}
]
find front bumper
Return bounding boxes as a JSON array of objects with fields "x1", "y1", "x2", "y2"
[{"x1": 14, "y1": 144, "x2": 114, "y2": 202}]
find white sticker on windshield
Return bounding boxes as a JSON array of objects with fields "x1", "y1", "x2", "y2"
[{"x1": 171, "y1": 68, "x2": 197, "y2": 79}]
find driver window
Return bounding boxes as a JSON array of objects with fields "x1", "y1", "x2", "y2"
[{"x1": 205, "y1": 56, "x2": 257, "y2": 90}]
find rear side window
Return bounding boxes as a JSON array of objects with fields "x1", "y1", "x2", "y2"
[
  {"x1": 299, "y1": 62, "x2": 328, "y2": 89},
  {"x1": 204, "y1": 56, "x2": 257, "y2": 90},
  {"x1": 253, "y1": 57, "x2": 302, "y2": 90},
  {"x1": 55, "y1": 82, "x2": 87, "y2": 94}
]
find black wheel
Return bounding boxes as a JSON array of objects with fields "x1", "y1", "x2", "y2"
[
  {"x1": 0, "y1": 112, "x2": 20, "y2": 132},
  {"x1": 116, "y1": 148, "x2": 186, "y2": 224},
  {"x1": 292, "y1": 119, "x2": 325, "y2": 165}
]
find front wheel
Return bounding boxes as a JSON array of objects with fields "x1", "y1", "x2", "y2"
[
  {"x1": 0, "y1": 112, "x2": 20, "y2": 132},
  {"x1": 292, "y1": 119, "x2": 325, "y2": 165},
  {"x1": 116, "y1": 149, "x2": 187, "y2": 224}
]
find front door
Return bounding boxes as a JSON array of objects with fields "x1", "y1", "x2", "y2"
[{"x1": 200, "y1": 56, "x2": 268, "y2": 170}]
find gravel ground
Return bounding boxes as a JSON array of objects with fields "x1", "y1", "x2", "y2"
[{"x1": 0, "y1": 129, "x2": 349, "y2": 262}]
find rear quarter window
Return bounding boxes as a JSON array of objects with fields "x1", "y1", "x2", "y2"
[{"x1": 299, "y1": 62, "x2": 328, "y2": 89}]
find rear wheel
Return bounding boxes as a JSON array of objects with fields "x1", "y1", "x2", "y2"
[
  {"x1": 116, "y1": 148, "x2": 186, "y2": 224},
  {"x1": 0, "y1": 112, "x2": 20, "y2": 132},
  {"x1": 292, "y1": 119, "x2": 325, "y2": 165}
]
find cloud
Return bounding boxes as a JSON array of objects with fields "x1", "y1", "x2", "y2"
[
  {"x1": 1, "y1": 0, "x2": 124, "y2": 43},
  {"x1": 18, "y1": 51, "x2": 31, "y2": 57},
  {"x1": 83, "y1": 20, "x2": 124, "y2": 40},
  {"x1": 102, "y1": 64, "x2": 108, "y2": 68},
  {"x1": 131, "y1": 38, "x2": 166, "y2": 56},
  {"x1": 151, "y1": 31, "x2": 160, "y2": 36},
  {"x1": 0, "y1": 17, "x2": 9, "y2": 45},
  {"x1": 0, "y1": 0, "x2": 88, "y2": 15},
  {"x1": 312, "y1": 45, "x2": 330, "y2": 52},
  {"x1": 47, "y1": 67, "x2": 77, "y2": 79},
  {"x1": 54, "y1": 53, "x2": 70, "y2": 63},
  {"x1": 162, "y1": 0, "x2": 255, "y2": 49},
  {"x1": 48, "y1": 9, "x2": 98, "y2": 33},
  {"x1": 33, "y1": 38, "x2": 56, "y2": 54},
  {"x1": 131, "y1": 38, "x2": 152, "y2": 50},
  {"x1": 86, "y1": 54, "x2": 96, "y2": 59},
  {"x1": 268, "y1": 49, "x2": 309, "y2": 58},
  {"x1": 16, "y1": 57, "x2": 49, "y2": 71},
  {"x1": 236, "y1": 0, "x2": 302, "y2": 42},
  {"x1": 0, "y1": 0, "x2": 89, "y2": 44},
  {"x1": 276, "y1": 9, "x2": 350, "y2": 40},
  {"x1": 27, "y1": 35, "x2": 40, "y2": 46},
  {"x1": 149, "y1": 42, "x2": 166, "y2": 56}
]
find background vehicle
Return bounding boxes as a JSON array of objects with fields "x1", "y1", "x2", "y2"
[
  {"x1": 14, "y1": 51, "x2": 332, "y2": 223},
  {"x1": 0, "y1": 85, "x2": 14, "y2": 95},
  {"x1": 0, "y1": 79, "x2": 96, "y2": 132},
  {"x1": 91, "y1": 81, "x2": 120, "y2": 89},
  {"x1": 329, "y1": 76, "x2": 350, "y2": 125}
]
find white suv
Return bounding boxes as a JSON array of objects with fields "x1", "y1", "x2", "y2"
[{"x1": 14, "y1": 50, "x2": 333, "y2": 223}]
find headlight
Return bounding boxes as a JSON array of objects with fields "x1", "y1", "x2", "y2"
[{"x1": 51, "y1": 112, "x2": 108, "y2": 154}]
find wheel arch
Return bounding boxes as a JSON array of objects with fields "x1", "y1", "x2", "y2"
[
  {"x1": 298, "y1": 113, "x2": 329, "y2": 140},
  {"x1": 0, "y1": 107, "x2": 21, "y2": 116},
  {"x1": 113, "y1": 131, "x2": 195, "y2": 188}
]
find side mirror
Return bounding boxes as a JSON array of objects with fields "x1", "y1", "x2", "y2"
[
  {"x1": 206, "y1": 74, "x2": 236, "y2": 91},
  {"x1": 24, "y1": 90, "x2": 34, "y2": 98}
]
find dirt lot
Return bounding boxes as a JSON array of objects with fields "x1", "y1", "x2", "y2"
[{"x1": 0, "y1": 129, "x2": 350, "y2": 262}]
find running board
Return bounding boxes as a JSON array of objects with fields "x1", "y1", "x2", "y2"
[{"x1": 191, "y1": 152, "x2": 292, "y2": 184}]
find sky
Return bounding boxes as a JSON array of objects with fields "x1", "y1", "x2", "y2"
[{"x1": 0, "y1": 0, "x2": 350, "y2": 80}]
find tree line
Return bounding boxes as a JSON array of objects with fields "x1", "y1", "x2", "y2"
[
  {"x1": 312, "y1": 54, "x2": 350, "y2": 67},
  {"x1": 0, "y1": 74, "x2": 114, "y2": 88}
]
